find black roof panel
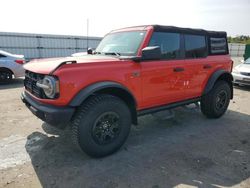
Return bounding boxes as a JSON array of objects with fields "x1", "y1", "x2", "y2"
[{"x1": 153, "y1": 25, "x2": 227, "y2": 37}]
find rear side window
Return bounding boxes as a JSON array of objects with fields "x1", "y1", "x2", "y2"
[
  {"x1": 184, "y1": 35, "x2": 207, "y2": 58},
  {"x1": 210, "y1": 37, "x2": 227, "y2": 54},
  {"x1": 0, "y1": 54, "x2": 6, "y2": 58},
  {"x1": 148, "y1": 32, "x2": 181, "y2": 60}
]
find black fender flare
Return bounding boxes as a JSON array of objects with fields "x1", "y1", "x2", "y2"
[
  {"x1": 69, "y1": 81, "x2": 136, "y2": 106},
  {"x1": 69, "y1": 81, "x2": 138, "y2": 124},
  {"x1": 203, "y1": 69, "x2": 233, "y2": 98}
]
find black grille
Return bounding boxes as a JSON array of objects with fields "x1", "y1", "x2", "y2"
[
  {"x1": 240, "y1": 72, "x2": 250, "y2": 76},
  {"x1": 24, "y1": 70, "x2": 46, "y2": 98}
]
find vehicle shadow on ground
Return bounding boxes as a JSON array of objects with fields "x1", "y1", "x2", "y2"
[
  {"x1": 0, "y1": 78, "x2": 24, "y2": 90},
  {"x1": 25, "y1": 107, "x2": 250, "y2": 188}
]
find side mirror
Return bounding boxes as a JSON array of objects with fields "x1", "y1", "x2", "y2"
[
  {"x1": 87, "y1": 48, "x2": 93, "y2": 54},
  {"x1": 141, "y1": 46, "x2": 161, "y2": 60}
]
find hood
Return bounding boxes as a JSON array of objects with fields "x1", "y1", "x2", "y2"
[
  {"x1": 23, "y1": 55, "x2": 119, "y2": 74},
  {"x1": 235, "y1": 63, "x2": 250, "y2": 73}
]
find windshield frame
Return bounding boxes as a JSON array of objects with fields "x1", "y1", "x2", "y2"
[{"x1": 95, "y1": 31, "x2": 147, "y2": 57}]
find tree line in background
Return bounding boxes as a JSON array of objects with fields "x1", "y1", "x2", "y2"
[{"x1": 228, "y1": 35, "x2": 250, "y2": 44}]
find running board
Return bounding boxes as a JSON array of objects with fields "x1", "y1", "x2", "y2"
[{"x1": 138, "y1": 97, "x2": 201, "y2": 116}]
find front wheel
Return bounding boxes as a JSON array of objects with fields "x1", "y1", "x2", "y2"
[
  {"x1": 201, "y1": 80, "x2": 231, "y2": 118},
  {"x1": 71, "y1": 94, "x2": 131, "y2": 157}
]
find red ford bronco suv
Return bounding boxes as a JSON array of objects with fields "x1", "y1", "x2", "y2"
[{"x1": 21, "y1": 25, "x2": 233, "y2": 157}]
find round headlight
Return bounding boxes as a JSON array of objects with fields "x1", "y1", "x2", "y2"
[
  {"x1": 36, "y1": 76, "x2": 59, "y2": 99},
  {"x1": 43, "y1": 76, "x2": 56, "y2": 98},
  {"x1": 36, "y1": 76, "x2": 58, "y2": 99}
]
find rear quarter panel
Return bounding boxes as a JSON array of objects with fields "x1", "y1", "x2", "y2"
[{"x1": 201, "y1": 54, "x2": 232, "y2": 93}]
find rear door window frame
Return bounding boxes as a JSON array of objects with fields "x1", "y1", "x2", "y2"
[{"x1": 183, "y1": 34, "x2": 208, "y2": 59}]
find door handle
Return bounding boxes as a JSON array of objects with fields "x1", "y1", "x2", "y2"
[
  {"x1": 203, "y1": 64, "x2": 212, "y2": 69},
  {"x1": 173, "y1": 67, "x2": 185, "y2": 72}
]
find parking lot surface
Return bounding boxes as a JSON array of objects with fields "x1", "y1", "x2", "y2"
[{"x1": 0, "y1": 58, "x2": 249, "y2": 188}]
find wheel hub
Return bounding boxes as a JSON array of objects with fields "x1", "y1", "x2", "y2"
[
  {"x1": 215, "y1": 90, "x2": 227, "y2": 110},
  {"x1": 0, "y1": 71, "x2": 11, "y2": 81},
  {"x1": 92, "y1": 112, "x2": 121, "y2": 145}
]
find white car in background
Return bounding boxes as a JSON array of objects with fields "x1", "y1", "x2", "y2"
[
  {"x1": 232, "y1": 58, "x2": 250, "y2": 86},
  {"x1": 71, "y1": 51, "x2": 87, "y2": 57},
  {"x1": 0, "y1": 50, "x2": 26, "y2": 82}
]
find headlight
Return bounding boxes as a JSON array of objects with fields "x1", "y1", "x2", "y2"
[{"x1": 36, "y1": 76, "x2": 59, "y2": 99}]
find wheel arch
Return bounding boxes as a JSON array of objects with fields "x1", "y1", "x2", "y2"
[
  {"x1": 0, "y1": 67, "x2": 14, "y2": 74},
  {"x1": 69, "y1": 82, "x2": 138, "y2": 125},
  {"x1": 203, "y1": 69, "x2": 233, "y2": 99},
  {"x1": 0, "y1": 67, "x2": 14, "y2": 79}
]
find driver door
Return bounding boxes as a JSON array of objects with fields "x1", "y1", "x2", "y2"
[{"x1": 140, "y1": 32, "x2": 189, "y2": 109}]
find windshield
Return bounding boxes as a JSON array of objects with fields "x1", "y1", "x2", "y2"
[
  {"x1": 95, "y1": 31, "x2": 146, "y2": 56},
  {"x1": 245, "y1": 58, "x2": 250, "y2": 64}
]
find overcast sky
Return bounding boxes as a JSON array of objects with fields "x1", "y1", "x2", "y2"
[{"x1": 0, "y1": 0, "x2": 249, "y2": 37}]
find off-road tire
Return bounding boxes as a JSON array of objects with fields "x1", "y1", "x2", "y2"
[
  {"x1": 71, "y1": 94, "x2": 131, "y2": 158},
  {"x1": 201, "y1": 80, "x2": 231, "y2": 118}
]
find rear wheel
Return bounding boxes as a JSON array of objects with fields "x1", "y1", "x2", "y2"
[
  {"x1": 201, "y1": 80, "x2": 231, "y2": 118},
  {"x1": 0, "y1": 69, "x2": 13, "y2": 83},
  {"x1": 71, "y1": 94, "x2": 131, "y2": 157}
]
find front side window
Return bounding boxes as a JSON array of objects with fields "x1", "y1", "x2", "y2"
[
  {"x1": 95, "y1": 31, "x2": 146, "y2": 56},
  {"x1": 185, "y1": 34, "x2": 207, "y2": 58},
  {"x1": 148, "y1": 32, "x2": 181, "y2": 60}
]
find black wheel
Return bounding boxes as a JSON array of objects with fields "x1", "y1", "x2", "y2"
[
  {"x1": 201, "y1": 80, "x2": 231, "y2": 118},
  {"x1": 0, "y1": 69, "x2": 13, "y2": 83},
  {"x1": 71, "y1": 94, "x2": 131, "y2": 157}
]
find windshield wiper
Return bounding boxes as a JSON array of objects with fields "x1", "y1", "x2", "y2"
[
  {"x1": 104, "y1": 52, "x2": 121, "y2": 56},
  {"x1": 94, "y1": 51, "x2": 121, "y2": 56}
]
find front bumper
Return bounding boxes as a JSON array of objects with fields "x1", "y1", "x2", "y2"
[
  {"x1": 232, "y1": 72, "x2": 250, "y2": 86},
  {"x1": 21, "y1": 91, "x2": 75, "y2": 129}
]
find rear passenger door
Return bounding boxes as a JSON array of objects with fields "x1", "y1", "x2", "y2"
[{"x1": 183, "y1": 34, "x2": 212, "y2": 99}]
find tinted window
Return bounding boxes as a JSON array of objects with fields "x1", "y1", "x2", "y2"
[
  {"x1": 210, "y1": 37, "x2": 227, "y2": 54},
  {"x1": 0, "y1": 54, "x2": 6, "y2": 58},
  {"x1": 185, "y1": 35, "x2": 207, "y2": 58},
  {"x1": 148, "y1": 32, "x2": 181, "y2": 60}
]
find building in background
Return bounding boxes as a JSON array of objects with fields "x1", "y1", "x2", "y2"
[
  {"x1": 0, "y1": 32, "x2": 102, "y2": 60},
  {"x1": 0, "y1": 32, "x2": 246, "y2": 60}
]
